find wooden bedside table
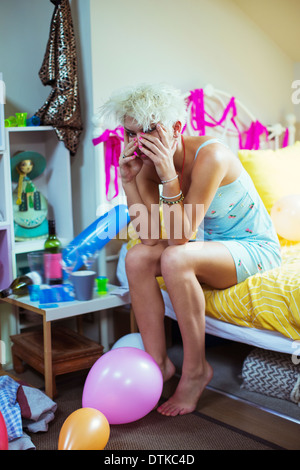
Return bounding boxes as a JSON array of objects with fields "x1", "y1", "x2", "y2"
[{"x1": 0, "y1": 285, "x2": 130, "y2": 398}]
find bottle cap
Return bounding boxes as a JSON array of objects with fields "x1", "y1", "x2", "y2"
[{"x1": 0, "y1": 289, "x2": 11, "y2": 298}]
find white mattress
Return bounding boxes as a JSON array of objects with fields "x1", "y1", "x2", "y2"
[{"x1": 117, "y1": 243, "x2": 296, "y2": 356}]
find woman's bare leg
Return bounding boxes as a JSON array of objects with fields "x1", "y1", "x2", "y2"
[
  {"x1": 157, "y1": 241, "x2": 237, "y2": 416},
  {"x1": 125, "y1": 241, "x2": 176, "y2": 381}
]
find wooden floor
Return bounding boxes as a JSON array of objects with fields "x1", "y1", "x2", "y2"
[
  {"x1": 2, "y1": 367, "x2": 299, "y2": 450},
  {"x1": 163, "y1": 376, "x2": 300, "y2": 450}
]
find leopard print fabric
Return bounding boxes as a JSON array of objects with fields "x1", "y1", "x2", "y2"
[{"x1": 36, "y1": 0, "x2": 83, "y2": 156}]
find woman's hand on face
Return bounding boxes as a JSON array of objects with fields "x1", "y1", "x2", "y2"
[
  {"x1": 138, "y1": 123, "x2": 177, "y2": 181},
  {"x1": 119, "y1": 135, "x2": 143, "y2": 184}
]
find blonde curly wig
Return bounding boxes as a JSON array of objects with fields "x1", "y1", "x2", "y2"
[{"x1": 96, "y1": 82, "x2": 188, "y2": 131}]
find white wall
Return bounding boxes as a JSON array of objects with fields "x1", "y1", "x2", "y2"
[
  {"x1": 69, "y1": 0, "x2": 96, "y2": 235},
  {"x1": 0, "y1": 0, "x2": 53, "y2": 116},
  {"x1": 90, "y1": 0, "x2": 294, "y2": 124}
]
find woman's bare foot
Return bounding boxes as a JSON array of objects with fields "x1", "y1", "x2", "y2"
[
  {"x1": 160, "y1": 356, "x2": 176, "y2": 383},
  {"x1": 152, "y1": 356, "x2": 176, "y2": 411},
  {"x1": 157, "y1": 361, "x2": 213, "y2": 416}
]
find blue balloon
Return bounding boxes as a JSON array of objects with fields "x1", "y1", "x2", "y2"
[
  {"x1": 112, "y1": 333, "x2": 145, "y2": 351},
  {"x1": 63, "y1": 204, "x2": 130, "y2": 272}
]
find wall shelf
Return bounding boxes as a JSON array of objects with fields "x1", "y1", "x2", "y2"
[{"x1": 0, "y1": 73, "x2": 74, "y2": 287}]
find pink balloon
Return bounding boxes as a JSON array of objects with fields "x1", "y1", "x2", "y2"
[
  {"x1": 82, "y1": 347, "x2": 163, "y2": 424},
  {"x1": 0, "y1": 411, "x2": 8, "y2": 450}
]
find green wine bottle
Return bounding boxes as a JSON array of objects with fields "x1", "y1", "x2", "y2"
[
  {"x1": 0, "y1": 272, "x2": 42, "y2": 298},
  {"x1": 44, "y1": 220, "x2": 63, "y2": 285},
  {"x1": 44, "y1": 220, "x2": 61, "y2": 253}
]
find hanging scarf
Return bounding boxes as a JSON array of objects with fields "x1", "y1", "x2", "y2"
[{"x1": 35, "y1": 0, "x2": 83, "y2": 156}]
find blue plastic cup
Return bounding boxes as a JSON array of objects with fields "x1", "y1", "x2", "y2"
[
  {"x1": 28, "y1": 284, "x2": 40, "y2": 301},
  {"x1": 70, "y1": 271, "x2": 96, "y2": 301}
]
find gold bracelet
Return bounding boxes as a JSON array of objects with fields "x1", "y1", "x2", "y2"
[{"x1": 160, "y1": 194, "x2": 184, "y2": 205}]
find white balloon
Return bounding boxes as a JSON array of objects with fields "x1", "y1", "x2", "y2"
[
  {"x1": 112, "y1": 333, "x2": 145, "y2": 350},
  {"x1": 271, "y1": 194, "x2": 300, "y2": 241}
]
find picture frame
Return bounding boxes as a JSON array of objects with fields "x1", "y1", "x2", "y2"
[{"x1": 0, "y1": 72, "x2": 5, "y2": 151}]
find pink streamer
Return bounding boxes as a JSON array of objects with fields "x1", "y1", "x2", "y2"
[
  {"x1": 186, "y1": 89, "x2": 270, "y2": 150},
  {"x1": 93, "y1": 89, "x2": 288, "y2": 200},
  {"x1": 243, "y1": 121, "x2": 269, "y2": 150},
  {"x1": 92, "y1": 127, "x2": 124, "y2": 200},
  {"x1": 188, "y1": 89, "x2": 206, "y2": 135},
  {"x1": 282, "y1": 128, "x2": 289, "y2": 147},
  {"x1": 187, "y1": 90, "x2": 241, "y2": 142}
]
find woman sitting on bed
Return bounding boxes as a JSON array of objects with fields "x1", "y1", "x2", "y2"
[{"x1": 98, "y1": 83, "x2": 281, "y2": 417}]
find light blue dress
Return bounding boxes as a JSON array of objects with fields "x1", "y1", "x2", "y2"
[{"x1": 194, "y1": 139, "x2": 282, "y2": 283}]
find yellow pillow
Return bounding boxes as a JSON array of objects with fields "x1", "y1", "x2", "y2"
[{"x1": 238, "y1": 142, "x2": 300, "y2": 214}]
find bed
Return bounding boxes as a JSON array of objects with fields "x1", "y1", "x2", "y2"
[
  {"x1": 116, "y1": 241, "x2": 300, "y2": 357},
  {"x1": 93, "y1": 84, "x2": 300, "y2": 359}
]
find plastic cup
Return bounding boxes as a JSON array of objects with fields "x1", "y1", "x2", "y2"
[
  {"x1": 96, "y1": 276, "x2": 109, "y2": 295},
  {"x1": 70, "y1": 270, "x2": 96, "y2": 301},
  {"x1": 28, "y1": 284, "x2": 40, "y2": 301},
  {"x1": 26, "y1": 116, "x2": 41, "y2": 127},
  {"x1": 16, "y1": 112, "x2": 27, "y2": 127},
  {"x1": 27, "y1": 252, "x2": 45, "y2": 282},
  {"x1": 5, "y1": 116, "x2": 17, "y2": 127}
]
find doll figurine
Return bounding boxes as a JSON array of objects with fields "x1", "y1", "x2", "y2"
[{"x1": 11, "y1": 151, "x2": 48, "y2": 240}]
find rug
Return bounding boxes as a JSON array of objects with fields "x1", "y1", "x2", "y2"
[{"x1": 28, "y1": 373, "x2": 282, "y2": 451}]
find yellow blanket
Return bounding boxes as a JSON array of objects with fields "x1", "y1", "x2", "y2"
[
  {"x1": 202, "y1": 243, "x2": 300, "y2": 340},
  {"x1": 127, "y1": 230, "x2": 300, "y2": 340}
]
